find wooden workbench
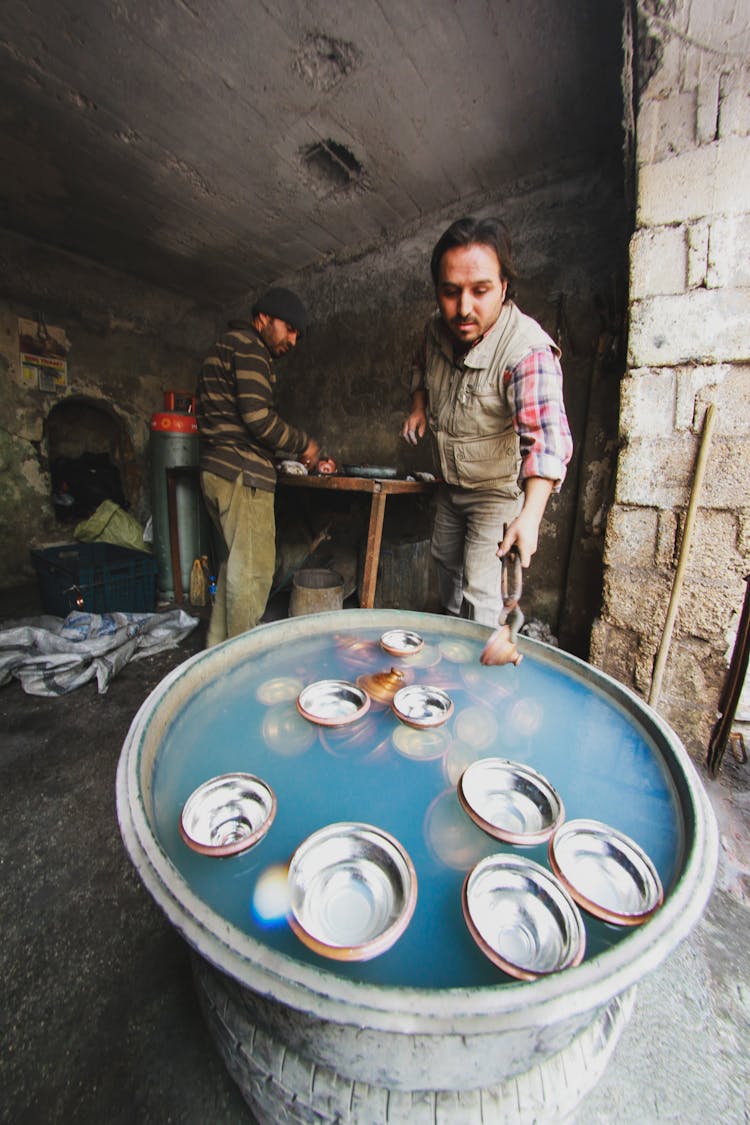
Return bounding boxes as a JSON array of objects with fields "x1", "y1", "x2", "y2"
[
  {"x1": 277, "y1": 473, "x2": 436, "y2": 608},
  {"x1": 165, "y1": 467, "x2": 436, "y2": 607}
]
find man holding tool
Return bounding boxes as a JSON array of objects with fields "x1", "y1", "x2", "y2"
[{"x1": 401, "y1": 216, "x2": 572, "y2": 661}]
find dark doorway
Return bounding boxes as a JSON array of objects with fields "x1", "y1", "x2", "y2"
[{"x1": 45, "y1": 397, "x2": 139, "y2": 521}]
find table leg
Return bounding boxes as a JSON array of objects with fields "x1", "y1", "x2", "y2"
[
  {"x1": 165, "y1": 470, "x2": 184, "y2": 603},
  {"x1": 360, "y1": 486, "x2": 387, "y2": 608}
]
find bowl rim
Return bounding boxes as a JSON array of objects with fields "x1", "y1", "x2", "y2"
[
  {"x1": 286, "y1": 820, "x2": 418, "y2": 962},
  {"x1": 548, "y1": 817, "x2": 664, "y2": 926},
  {"x1": 296, "y1": 678, "x2": 371, "y2": 727},
  {"x1": 380, "y1": 628, "x2": 425, "y2": 656},
  {"x1": 179, "y1": 771, "x2": 277, "y2": 858},
  {"x1": 457, "y1": 757, "x2": 565, "y2": 845},
  {"x1": 391, "y1": 683, "x2": 454, "y2": 728},
  {"x1": 461, "y1": 853, "x2": 586, "y2": 980}
]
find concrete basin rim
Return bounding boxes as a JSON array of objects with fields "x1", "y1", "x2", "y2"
[{"x1": 116, "y1": 609, "x2": 719, "y2": 1036}]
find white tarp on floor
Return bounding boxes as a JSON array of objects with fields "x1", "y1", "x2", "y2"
[{"x1": 0, "y1": 609, "x2": 198, "y2": 696}]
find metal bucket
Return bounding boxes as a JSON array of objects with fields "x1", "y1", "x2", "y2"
[{"x1": 289, "y1": 567, "x2": 344, "y2": 616}]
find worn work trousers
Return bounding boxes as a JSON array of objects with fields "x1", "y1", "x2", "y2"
[
  {"x1": 200, "y1": 470, "x2": 275, "y2": 647},
  {"x1": 431, "y1": 484, "x2": 522, "y2": 627}
]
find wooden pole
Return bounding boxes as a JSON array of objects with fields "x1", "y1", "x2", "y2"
[{"x1": 649, "y1": 404, "x2": 717, "y2": 707}]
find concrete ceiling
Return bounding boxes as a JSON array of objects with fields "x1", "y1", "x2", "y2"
[{"x1": 0, "y1": 1, "x2": 624, "y2": 305}]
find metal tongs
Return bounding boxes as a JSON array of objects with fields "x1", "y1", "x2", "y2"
[{"x1": 480, "y1": 532, "x2": 524, "y2": 667}]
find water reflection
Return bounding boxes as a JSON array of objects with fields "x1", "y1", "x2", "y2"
[
  {"x1": 403, "y1": 644, "x2": 442, "y2": 669},
  {"x1": 508, "y1": 697, "x2": 544, "y2": 737},
  {"x1": 320, "y1": 715, "x2": 391, "y2": 761},
  {"x1": 262, "y1": 703, "x2": 317, "y2": 757},
  {"x1": 438, "y1": 639, "x2": 475, "y2": 664},
  {"x1": 461, "y1": 664, "x2": 515, "y2": 704},
  {"x1": 334, "y1": 636, "x2": 381, "y2": 671},
  {"x1": 392, "y1": 725, "x2": 451, "y2": 762},
  {"x1": 442, "y1": 739, "x2": 493, "y2": 787},
  {"x1": 252, "y1": 864, "x2": 291, "y2": 927},
  {"x1": 424, "y1": 788, "x2": 497, "y2": 871},
  {"x1": 454, "y1": 705, "x2": 498, "y2": 749},
  {"x1": 256, "y1": 676, "x2": 305, "y2": 705}
]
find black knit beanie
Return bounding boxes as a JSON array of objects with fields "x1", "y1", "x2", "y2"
[{"x1": 251, "y1": 287, "x2": 309, "y2": 334}]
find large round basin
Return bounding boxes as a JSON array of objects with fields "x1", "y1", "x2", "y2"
[{"x1": 116, "y1": 609, "x2": 718, "y2": 1123}]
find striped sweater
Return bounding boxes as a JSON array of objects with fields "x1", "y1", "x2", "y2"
[{"x1": 196, "y1": 322, "x2": 308, "y2": 493}]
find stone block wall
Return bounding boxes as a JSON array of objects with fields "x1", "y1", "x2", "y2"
[{"x1": 591, "y1": 0, "x2": 750, "y2": 757}]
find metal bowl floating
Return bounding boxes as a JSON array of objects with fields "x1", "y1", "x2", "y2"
[
  {"x1": 392, "y1": 684, "x2": 454, "y2": 728},
  {"x1": 287, "y1": 822, "x2": 418, "y2": 962},
  {"x1": 549, "y1": 819, "x2": 664, "y2": 926},
  {"x1": 458, "y1": 758, "x2": 565, "y2": 846},
  {"x1": 180, "y1": 773, "x2": 277, "y2": 858},
  {"x1": 462, "y1": 854, "x2": 586, "y2": 981},
  {"x1": 296, "y1": 680, "x2": 371, "y2": 727},
  {"x1": 380, "y1": 629, "x2": 424, "y2": 657}
]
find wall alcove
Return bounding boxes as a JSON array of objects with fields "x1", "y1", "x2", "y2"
[{"x1": 44, "y1": 397, "x2": 140, "y2": 522}]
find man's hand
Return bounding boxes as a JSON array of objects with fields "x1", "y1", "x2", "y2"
[
  {"x1": 400, "y1": 390, "x2": 427, "y2": 445},
  {"x1": 497, "y1": 478, "x2": 554, "y2": 567},
  {"x1": 300, "y1": 438, "x2": 321, "y2": 471}
]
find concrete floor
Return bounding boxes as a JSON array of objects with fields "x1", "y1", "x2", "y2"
[{"x1": 1, "y1": 590, "x2": 748, "y2": 1125}]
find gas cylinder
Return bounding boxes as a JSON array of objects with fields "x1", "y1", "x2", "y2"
[{"x1": 149, "y1": 404, "x2": 208, "y2": 601}]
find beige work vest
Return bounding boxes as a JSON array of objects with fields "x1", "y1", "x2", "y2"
[{"x1": 424, "y1": 301, "x2": 559, "y2": 491}]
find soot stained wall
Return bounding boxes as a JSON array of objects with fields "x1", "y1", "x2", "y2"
[{"x1": 0, "y1": 229, "x2": 217, "y2": 588}]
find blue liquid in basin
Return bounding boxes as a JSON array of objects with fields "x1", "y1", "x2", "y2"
[{"x1": 151, "y1": 623, "x2": 683, "y2": 989}]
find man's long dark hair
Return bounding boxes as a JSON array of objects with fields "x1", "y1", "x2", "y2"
[{"x1": 430, "y1": 216, "x2": 518, "y2": 296}]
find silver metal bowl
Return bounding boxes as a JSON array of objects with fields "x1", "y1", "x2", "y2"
[
  {"x1": 287, "y1": 822, "x2": 418, "y2": 961},
  {"x1": 458, "y1": 758, "x2": 564, "y2": 845},
  {"x1": 380, "y1": 629, "x2": 424, "y2": 657},
  {"x1": 462, "y1": 854, "x2": 586, "y2": 980},
  {"x1": 549, "y1": 819, "x2": 664, "y2": 925},
  {"x1": 392, "y1": 684, "x2": 454, "y2": 728},
  {"x1": 296, "y1": 680, "x2": 371, "y2": 726},
  {"x1": 179, "y1": 773, "x2": 277, "y2": 858}
]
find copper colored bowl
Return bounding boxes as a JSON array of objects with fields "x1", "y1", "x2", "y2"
[{"x1": 356, "y1": 667, "x2": 411, "y2": 705}]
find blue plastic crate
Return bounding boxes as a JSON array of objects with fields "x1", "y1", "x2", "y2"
[{"x1": 31, "y1": 542, "x2": 158, "y2": 616}]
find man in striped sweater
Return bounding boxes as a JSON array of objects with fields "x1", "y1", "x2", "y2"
[
  {"x1": 197, "y1": 288, "x2": 320, "y2": 646},
  {"x1": 401, "y1": 216, "x2": 572, "y2": 633}
]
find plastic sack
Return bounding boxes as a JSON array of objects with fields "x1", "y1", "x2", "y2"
[
  {"x1": 189, "y1": 556, "x2": 210, "y2": 606},
  {"x1": 74, "y1": 500, "x2": 150, "y2": 554}
]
